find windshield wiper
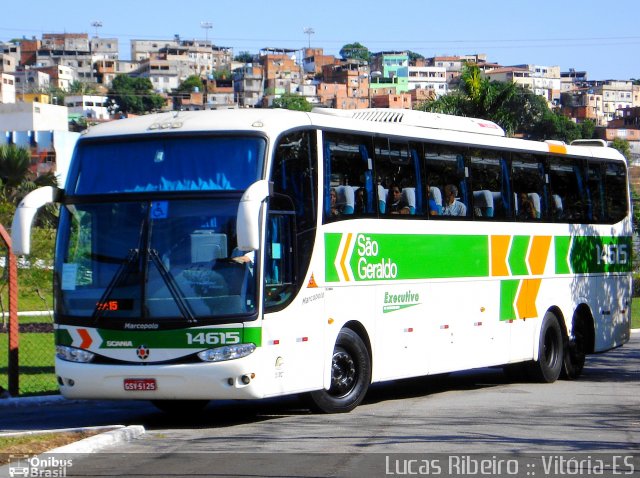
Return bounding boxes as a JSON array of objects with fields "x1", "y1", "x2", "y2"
[
  {"x1": 93, "y1": 248, "x2": 139, "y2": 321},
  {"x1": 148, "y1": 249, "x2": 196, "y2": 323}
]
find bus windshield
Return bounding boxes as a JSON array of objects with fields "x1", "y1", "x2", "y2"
[
  {"x1": 56, "y1": 197, "x2": 257, "y2": 323},
  {"x1": 69, "y1": 136, "x2": 265, "y2": 194}
]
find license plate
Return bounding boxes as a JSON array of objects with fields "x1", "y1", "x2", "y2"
[{"x1": 124, "y1": 378, "x2": 157, "y2": 391}]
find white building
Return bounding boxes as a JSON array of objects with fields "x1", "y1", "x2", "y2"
[
  {"x1": 408, "y1": 66, "x2": 448, "y2": 96},
  {"x1": 65, "y1": 94, "x2": 109, "y2": 121},
  {"x1": 0, "y1": 73, "x2": 15, "y2": 104}
]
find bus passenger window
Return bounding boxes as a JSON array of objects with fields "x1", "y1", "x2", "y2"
[{"x1": 323, "y1": 132, "x2": 374, "y2": 222}]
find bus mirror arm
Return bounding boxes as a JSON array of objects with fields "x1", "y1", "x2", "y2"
[
  {"x1": 11, "y1": 186, "x2": 62, "y2": 255},
  {"x1": 236, "y1": 180, "x2": 273, "y2": 252}
]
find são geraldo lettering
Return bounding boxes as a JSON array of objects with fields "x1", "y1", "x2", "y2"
[{"x1": 356, "y1": 234, "x2": 398, "y2": 280}]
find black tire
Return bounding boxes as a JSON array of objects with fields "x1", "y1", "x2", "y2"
[
  {"x1": 562, "y1": 320, "x2": 586, "y2": 380},
  {"x1": 151, "y1": 399, "x2": 209, "y2": 415},
  {"x1": 527, "y1": 312, "x2": 564, "y2": 383},
  {"x1": 307, "y1": 328, "x2": 371, "y2": 413}
]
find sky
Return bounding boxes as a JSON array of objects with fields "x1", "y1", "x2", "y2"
[{"x1": 3, "y1": 0, "x2": 640, "y2": 82}]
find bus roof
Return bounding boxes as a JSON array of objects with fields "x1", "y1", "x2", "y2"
[{"x1": 80, "y1": 108, "x2": 625, "y2": 163}]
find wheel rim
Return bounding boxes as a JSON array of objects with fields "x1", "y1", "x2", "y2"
[
  {"x1": 329, "y1": 348, "x2": 357, "y2": 397},
  {"x1": 543, "y1": 327, "x2": 559, "y2": 367}
]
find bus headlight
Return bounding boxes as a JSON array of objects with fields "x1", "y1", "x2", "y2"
[
  {"x1": 56, "y1": 345, "x2": 95, "y2": 363},
  {"x1": 197, "y1": 343, "x2": 256, "y2": 363}
]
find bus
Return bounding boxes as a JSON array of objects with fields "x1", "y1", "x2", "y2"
[{"x1": 12, "y1": 107, "x2": 632, "y2": 414}]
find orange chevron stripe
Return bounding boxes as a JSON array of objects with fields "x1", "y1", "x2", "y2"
[
  {"x1": 78, "y1": 328, "x2": 93, "y2": 349},
  {"x1": 340, "y1": 233, "x2": 353, "y2": 281},
  {"x1": 491, "y1": 235, "x2": 511, "y2": 276},
  {"x1": 516, "y1": 278, "x2": 542, "y2": 319},
  {"x1": 527, "y1": 236, "x2": 552, "y2": 275}
]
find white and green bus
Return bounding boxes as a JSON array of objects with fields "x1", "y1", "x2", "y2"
[{"x1": 12, "y1": 107, "x2": 632, "y2": 413}]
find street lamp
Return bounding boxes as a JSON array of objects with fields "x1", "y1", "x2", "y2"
[
  {"x1": 91, "y1": 21, "x2": 102, "y2": 38},
  {"x1": 201, "y1": 22, "x2": 213, "y2": 42},
  {"x1": 303, "y1": 27, "x2": 315, "y2": 49}
]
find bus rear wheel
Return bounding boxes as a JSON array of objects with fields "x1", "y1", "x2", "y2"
[
  {"x1": 562, "y1": 322, "x2": 587, "y2": 380},
  {"x1": 307, "y1": 328, "x2": 371, "y2": 413},
  {"x1": 527, "y1": 312, "x2": 564, "y2": 383}
]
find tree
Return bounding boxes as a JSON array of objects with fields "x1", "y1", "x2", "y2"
[
  {"x1": 407, "y1": 51, "x2": 425, "y2": 64},
  {"x1": 0, "y1": 145, "x2": 58, "y2": 226},
  {"x1": 271, "y1": 94, "x2": 312, "y2": 112},
  {"x1": 234, "y1": 51, "x2": 254, "y2": 63},
  {"x1": 107, "y1": 75, "x2": 166, "y2": 115},
  {"x1": 610, "y1": 137, "x2": 632, "y2": 163},
  {"x1": 68, "y1": 80, "x2": 98, "y2": 95},
  {"x1": 580, "y1": 119, "x2": 596, "y2": 140},
  {"x1": 417, "y1": 64, "x2": 524, "y2": 135},
  {"x1": 174, "y1": 75, "x2": 204, "y2": 94},
  {"x1": 339, "y1": 42, "x2": 370, "y2": 62}
]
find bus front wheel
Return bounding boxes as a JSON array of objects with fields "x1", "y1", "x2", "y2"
[
  {"x1": 308, "y1": 328, "x2": 371, "y2": 413},
  {"x1": 527, "y1": 312, "x2": 564, "y2": 383}
]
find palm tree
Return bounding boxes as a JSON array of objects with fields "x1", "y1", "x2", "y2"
[
  {"x1": 418, "y1": 64, "x2": 530, "y2": 136},
  {"x1": 0, "y1": 144, "x2": 31, "y2": 202},
  {"x1": 0, "y1": 145, "x2": 59, "y2": 226}
]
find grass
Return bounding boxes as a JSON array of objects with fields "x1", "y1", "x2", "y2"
[
  {"x1": 0, "y1": 332, "x2": 57, "y2": 396},
  {"x1": 631, "y1": 297, "x2": 640, "y2": 329},
  {"x1": 0, "y1": 431, "x2": 101, "y2": 461}
]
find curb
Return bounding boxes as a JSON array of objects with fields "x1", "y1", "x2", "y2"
[
  {"x1": 46, "y1": 425, "x2": 146, "y2": 453},
  {"x1": 0, "y1": 394, "x2": 70, "y2": 408},
  {"x1": 0, "y1": 425, "x2": 145, "y2": 476}
]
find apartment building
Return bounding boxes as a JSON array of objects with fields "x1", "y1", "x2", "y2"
[
  {"x1": 0, "y1": 73, "x2": 15, "y2": 104},
  {"x1": 35, "y1": 33, "x2": 117, "y2": 83},
  {"x1": 322, "y1": 61, "x2": 370, "y2": 109},
  {"x1": 407, "y1": 65, "x2": 448, "y2": 97},
  {"x1": 302, "y1": 48, "x2": 339, "y2": 76},
  {"x1": 233, "y1": 64, "x2": 264, "y2": 107},
  {"x1": 0, "y1": 53, "x2": 17, "y2": 73},
  {"x1": 13, "y1": 69, "x2": 50, "y2": 94},
  {"x1": 369, "y1": 51, "x2": 409, "y2": 93},
  {"x1": 64, "y1": 94, "x2": 109, "y2": 121},
  {"x1": 595, "y1": 80, "x2": 634, "y2": 123},
  {"x1": 260, "y1": 49, "x2": 302, "y2": 105}
]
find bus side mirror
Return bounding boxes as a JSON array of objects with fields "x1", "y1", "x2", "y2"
[
  {"x1": 11, "y1": 186, "x2": 61, "y2": 255},
  {"x1": 236, "y1": 180, "x2": 272, "y2": 252}
]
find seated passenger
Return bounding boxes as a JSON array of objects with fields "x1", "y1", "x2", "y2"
[
  {"x1": 329, "y1": 187, "x2": 341, "y2": 217},
  {"x1": 386, "y1": 184, "x2": 410, "y2": 215},
  {"x1": 354, "y1": 187, "x2": 368, "y2": 214},
  {"x1": 442, "y1": 184, "x2": 467, "y2": 216},
  {"x1": 517, "y1": 192, "x2": 536, "y2": 220}
]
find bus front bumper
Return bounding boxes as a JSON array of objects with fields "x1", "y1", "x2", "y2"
[{"x1": 55, "y1": 355, "x2": 264, "y2": 401}]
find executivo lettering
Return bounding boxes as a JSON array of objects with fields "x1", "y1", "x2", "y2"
[{"x1": 383, "y1": 290, "x2": 421, "y2": 313}]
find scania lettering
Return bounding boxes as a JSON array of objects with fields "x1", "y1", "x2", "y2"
[{"x1": 13, "y1": 108, "x2": 631, "y2": 414}]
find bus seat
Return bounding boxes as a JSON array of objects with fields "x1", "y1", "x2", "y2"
[
  {"x1": 428, "y1": 186, "x2": 442, "y2": 215},
  {"x1": 335, "y1": 185, "x2": 355, "y2": 215},
  {"x1": 402, "y1": 187, "x2": 416, "y2": 215},
  {"x1": 491, "y1": 191, "x2": 503, "y2": 217},
  {"x1": 378, "y1": 185, "x2": 388, "y2": 214},
  {"x1": 528, "y1": 192, "x2": 541, "y2": 218},
  {"x1": 429, "y1": 187, "x2": 442, "y2": 206},
  {"x1": 473, "y1": 190, "x2": 494, "y2": 217},
  {"x1": 552, "y1": 194, "x2": 563, "y2": 217}
]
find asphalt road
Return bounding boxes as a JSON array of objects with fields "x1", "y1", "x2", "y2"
[{"x1": 2, "y1": 333, "x2": 639, "y2": 477}]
